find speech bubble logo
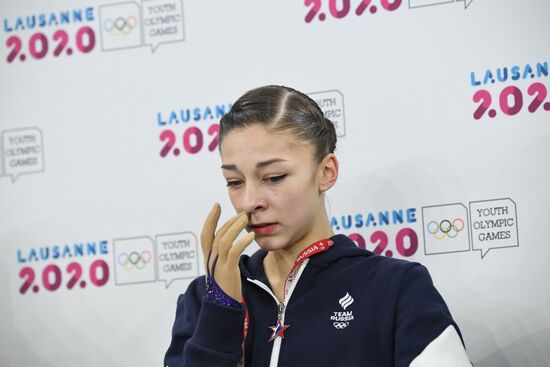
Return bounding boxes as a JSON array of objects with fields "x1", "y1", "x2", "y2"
[
  {"x1": 422, "y1": 203, "x2": 470, "y2": 255},
  {"x1": 469, "y1": 198, "x2": 519, "y2": 258},
  {"x1": 408, "y1": 0, "x2": 453, "y2": 8},
  {"x1": 308, "y1": 90, "x2": 346, "y2": 137},
  {"x1": 142, "y1": 0, "x2": 185, "y2": 52},
  {"x1": 408, "y1": 0, "x2": 475, "y2": 9},
  {"x1": 155, "y1": 232, "x2": 198, "y2": 288},
  {"x1": 99, "y1": 2, "x2": 143, "y2": 51},
  {"x1": 113, "y1": 236, "x2": 156, "y2": 285},
  {"x1": 458, "y1": 0, "x2": 475, "y2": 9},
  {"x1": 1, "y1": 127, "x2": 44, "y2": 182}
]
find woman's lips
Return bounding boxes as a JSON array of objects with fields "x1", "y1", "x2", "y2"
[{"x1": 248, "y1": 223, "x2": 277, "y2": 236}]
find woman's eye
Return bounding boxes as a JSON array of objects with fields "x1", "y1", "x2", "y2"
[
  {"x1": 226, "y1": 180, "x2": 242, "y2": 187},
  {"x1": 266, "y1": 174, "x2": 287, "y2": 183}
]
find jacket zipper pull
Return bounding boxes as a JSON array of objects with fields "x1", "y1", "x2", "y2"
[
  {"x1": 277, "y1": 302, "x2": 285, "y2": 322},
  {"x1": 269, "y1": 302, "x2": 290, "y2": 342}
]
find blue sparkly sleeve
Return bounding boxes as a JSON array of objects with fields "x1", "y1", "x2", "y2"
[{"x1": 206, "y1": 276, "x2": 242, "y2": 309}]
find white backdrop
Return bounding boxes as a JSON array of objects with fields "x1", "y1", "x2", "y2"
[{"x1": 1, "y1": 0, "x2": 549, "y2": 366}]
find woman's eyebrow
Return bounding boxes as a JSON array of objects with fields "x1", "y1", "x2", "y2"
[{"x1": 221, "y1": 158, "x2": 287, "y2": 171}]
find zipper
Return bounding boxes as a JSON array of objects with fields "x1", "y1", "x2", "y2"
[
  {"x1": 246, "y1": 259, "x2": 309, "y2": 367},
  {"x1": 277, "y1": 302, "x2": 285, "y2": 322}
]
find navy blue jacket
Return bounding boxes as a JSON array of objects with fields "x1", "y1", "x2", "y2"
[{"x1": 165, "y1": 234, "x2": 471, "y2": 366}]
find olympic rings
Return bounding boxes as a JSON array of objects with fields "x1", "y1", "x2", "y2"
[
  {"x1": 103, "y1": 16, "x2": 137, "y2": 36},
  {"x1": 117, "y1": 250, "x2": 152, "y2": 271},
  {"x1": 427, "y1": 218, "x2": 464, "y2": 239},
  {"x1": 333, "y1": 322, "x2": 349, "y2": 329}
]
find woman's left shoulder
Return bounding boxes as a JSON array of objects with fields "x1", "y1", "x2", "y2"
[{"x1": 349, "y1": 252, "x2": 427, "y2": 281}]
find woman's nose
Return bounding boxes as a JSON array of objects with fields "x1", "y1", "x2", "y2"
[{"x1": 243, "y1": 183, "x2": 266, "y2": 214}]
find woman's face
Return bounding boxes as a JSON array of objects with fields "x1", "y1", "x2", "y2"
[{"x1": 220, "y1": 124, "x2": 325, "y2": 252}]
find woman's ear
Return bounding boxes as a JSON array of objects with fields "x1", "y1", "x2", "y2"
[{"x1": 318, "y1": 153, "x2": 339, "y2": 193}]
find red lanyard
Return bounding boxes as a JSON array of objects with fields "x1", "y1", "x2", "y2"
[
  {"x1": 284, "y1": 238, "x2": 333, "y2": 299},
  {"x1": 294, "y1": 238, "x2": 333, "y2": 266},
  {"x1": 243, "y1": 238, "x2": 333, "y2": 341}
]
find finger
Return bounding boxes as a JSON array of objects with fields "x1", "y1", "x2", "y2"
[
  {"x1": 218, "y1": 214, "x2": 248, "y2": 261},
  {"x1": 214, "y1": 211, "x2": 245, "y2": 238},
  {"x1": 210, "y1": 211, "x2": 246, "y2": 268},
  {"x1": 200, "y1": 203, "x2": 221, "y2": 275},
  {"x1": 228, "y1": 231, "x2": 255, "y2": 263},
  {"x1": 200, "y1": 203, "x2": 220, "y2": 254},
  {"x1": 212, "y1": 211, "x2": 246, "y2": 250}
]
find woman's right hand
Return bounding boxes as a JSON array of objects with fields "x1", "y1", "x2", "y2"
[{"x1": 200, "y1": 203, "x2": 255, "y2": 302}]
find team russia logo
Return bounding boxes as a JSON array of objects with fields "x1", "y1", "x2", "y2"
[{"x1": 330, "y1": 292, "x2": 355, "y2": 329}]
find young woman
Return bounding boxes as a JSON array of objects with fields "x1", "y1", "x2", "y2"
[{"x1": 164, "y1": 85, "x2": 472, "y2": 367}]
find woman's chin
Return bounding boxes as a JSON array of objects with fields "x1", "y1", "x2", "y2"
[{"x1": 255, "y1": 238, "x2": 285, "y2": 252}]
